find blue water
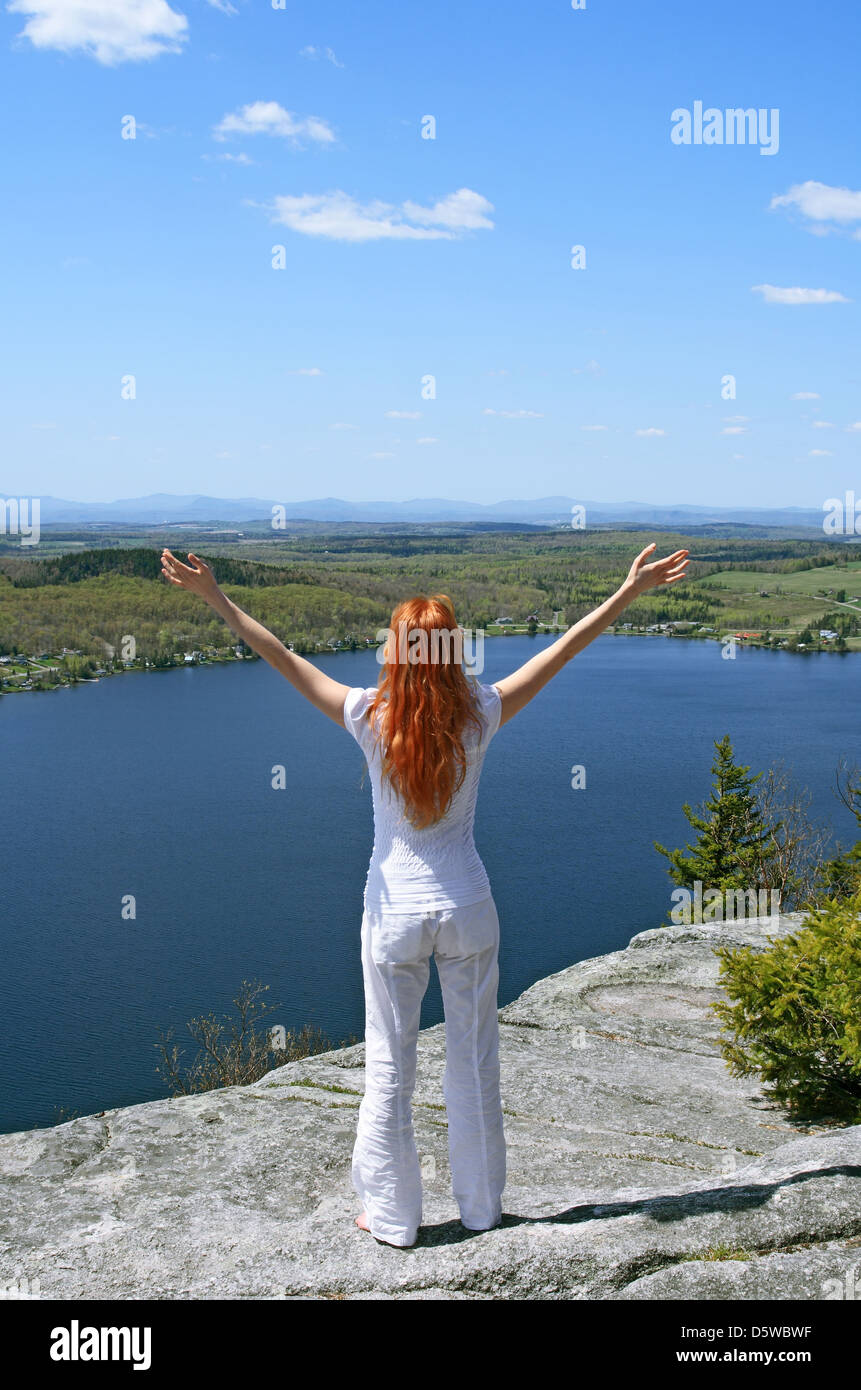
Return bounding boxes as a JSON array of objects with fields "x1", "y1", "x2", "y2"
[{"x1": 1, "y1": 636, "x2": 858, "y2": 1133}]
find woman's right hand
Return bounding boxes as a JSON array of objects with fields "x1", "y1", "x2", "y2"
[{"x1": 625, "y1": 543, "x2": 690, "y2": 595}]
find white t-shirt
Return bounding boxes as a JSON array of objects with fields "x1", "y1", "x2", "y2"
[{"x1": 343, "y1": 679, "x2": 503, "y2": 912}]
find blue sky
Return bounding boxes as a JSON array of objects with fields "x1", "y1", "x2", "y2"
[{"x1": 2, "y1": 0, "x2": 859, "y2": 508}]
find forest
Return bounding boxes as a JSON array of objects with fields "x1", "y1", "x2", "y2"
[{"x1": 1, "y1": 527, "x2": 859, "y2": 686}]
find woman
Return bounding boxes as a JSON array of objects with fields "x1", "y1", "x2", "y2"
[{"x1": 160, "y1": 541, "x2": 689, "y2": 1247}]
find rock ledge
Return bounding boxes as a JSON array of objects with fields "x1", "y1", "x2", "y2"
[{"x1": 1, "y1": 915, "x2": 859, "y2": 1300}]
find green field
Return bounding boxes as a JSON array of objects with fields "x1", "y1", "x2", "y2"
[
  {"x1": 701, "y1": 563, "x2": 861, "y2": 595},
  {"x1": 696, "y1": 564, "x2": 861, "y2": 638}
]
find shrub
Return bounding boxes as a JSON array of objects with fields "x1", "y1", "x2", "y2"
[
  {"x1": 711, "y1": 892, "x2": 861, "y2": 1121},
  {"x1": 814, "y1": 762, "x2": 861, "y2": 903},
  {"x1": 154, "y1": 980, "x2": 353, "y2": 1096}
]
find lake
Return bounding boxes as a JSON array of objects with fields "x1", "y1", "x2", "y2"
[{"x1": 2, "y1": 635, "x2": 858, "y2": 1133}]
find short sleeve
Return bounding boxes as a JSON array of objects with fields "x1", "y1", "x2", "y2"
[
  {"x1": 343, "y1": 687, "x2": 378, "y2": 752},
  {"x1": 475, "y1": 682, "x2": 502, "y2": 744}
]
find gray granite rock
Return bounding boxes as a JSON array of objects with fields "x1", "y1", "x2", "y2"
[{"x1": 1, "y1": 914, "x2": 858, "y2": 1300}]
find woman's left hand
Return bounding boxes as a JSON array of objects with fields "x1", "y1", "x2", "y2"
[{"x1": 160, "y1": 549, "x2": 221, "y2": 602}]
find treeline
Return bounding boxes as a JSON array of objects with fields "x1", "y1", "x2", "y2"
[
  {"x1": 0, "y1": 533, "x2": 855, "y2": 667},
  {"x1": 0, "y1": 574, "x2": 384, "y2": 663},
  {"x1": 0, "y1": 548, "x2": 320, "y2": 590}
]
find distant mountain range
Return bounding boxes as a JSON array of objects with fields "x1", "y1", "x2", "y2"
[{"x1": 5, "y1": 493, "x2": 832, "y2": 530}]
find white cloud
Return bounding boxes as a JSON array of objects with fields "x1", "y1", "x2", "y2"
[
  {"x1": 207, "y1": 0, "x2": 238, "y2": 13},
  {"x1": 752, "y1": 284, "x2": 850, "y2": 305},
  {"x1": 722, "y1": 426, "x2": 747, "y2": 435},
  {"x1": 580, "y1": 424, "x2": 607, "y2": 431},
  {"x1": 572, "y1": 359, "x2": 601, "y2": 375},
  {"x1": 402, "y1": 189, "x2": 494, "y2": 232},
  {"x1": 483, "y1": 408, "x2": 543, "y2": 418},
  {"x1": 261, "y1": 188, "x2": 493, "y2": 242},
  {"x1": 809, "y1": 449, "x2": 833, "y2": 457},
  {"x1": 845, "y1": 422, "x2": 861, "y2": 432},
  {"x1": 723, "y1": 415, "x2": 749, "y2": 422},
  {"x1": 385, "y1": 410, "x2": 421, "y2": 419},
  {"x1": 732, "y1": 453, "x2": 745, "y2": 460},
  {"x1": 368, "y1": 452, "x2": 394, "y2": 460},
  {"x1": 812, "y1": 420, "x2": 835, "y2": 429},
  {"x1": 214, "y1": 101, "x2": 335, "y2": 146},
  {"x1": 416, "y1": 437, "x2": 439, "y2": 445},
  {"x1": 330, "y1": 422, "x2": 358, "y2": 431},
  {"x1": 635, "y1": 427, "x2": 666, "y2": 437},
  {"x1": 288, "y1": 367, "x2": 324, "y2": 376},
  {"x1": 300, "y1": 44, "x2": 344, "y2": 68},
  {"x1": 790, "y1": 391, "x2": 820, "y2": 400},
  {"x1": 8, "y1": 0, "x2": 188, "y2": 64},
  {"x1": 770, "y1": 180, "x2": 861, "y2": 234}
]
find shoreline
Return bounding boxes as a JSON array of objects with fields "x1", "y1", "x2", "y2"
[{"x1": 1, "y1": 625, "x2": 856, "y2": 698}]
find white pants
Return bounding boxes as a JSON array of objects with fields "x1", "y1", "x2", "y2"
[{"x1": 351, "y1": 895, "x2": 506, "y2": 1246}]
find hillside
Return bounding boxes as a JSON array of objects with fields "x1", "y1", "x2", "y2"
[{"x1": 2, "y1": 533, "x2": 860, "y2": 673}]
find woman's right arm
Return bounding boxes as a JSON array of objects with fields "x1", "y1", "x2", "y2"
[
  {"x1": 160, "y1": 549, "x2": 351, "y2": 727},
  {"x1": 493, "y1": 544, "x2": 689, "y2": 727}
]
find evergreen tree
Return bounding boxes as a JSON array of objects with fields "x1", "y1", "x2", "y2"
[{"x1": 654, "y1": 735, "x2": 777, "y2": 895}]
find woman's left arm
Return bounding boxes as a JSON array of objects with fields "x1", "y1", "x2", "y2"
[{"x1": 160, "y1": 549, "x2": 351, "y2": 726}]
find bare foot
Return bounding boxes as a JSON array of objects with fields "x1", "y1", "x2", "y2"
[{"x1": 354, "y1": 1211, "x2": 415, "y2": 1247}]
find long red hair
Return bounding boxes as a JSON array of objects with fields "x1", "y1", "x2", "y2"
[{"x1": 363, "y1": 595, "x2": 484, "y2": 829}]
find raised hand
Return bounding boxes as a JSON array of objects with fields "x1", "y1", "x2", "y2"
[
  {"x1": 160, "y1": 549, "x2": 220, "y2": 601},
  {"x1": 625, "y1": 543, "x2": 690, "y2": 596}
]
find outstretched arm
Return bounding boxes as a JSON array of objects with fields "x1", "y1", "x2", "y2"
[
  {"x1": 494, "y1": 543, "x2": 690, "y2": 728},
  {"x1": 160, "y1": 549, "x2": 351, "y2": 727}
]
